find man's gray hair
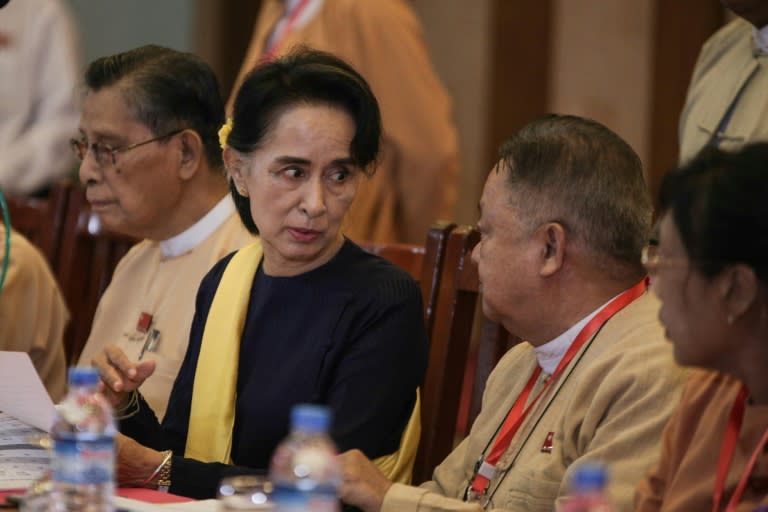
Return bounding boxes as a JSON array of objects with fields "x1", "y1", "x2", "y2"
[{"x1": 498, "y1": 114, "x2": 652, "y2": 279}]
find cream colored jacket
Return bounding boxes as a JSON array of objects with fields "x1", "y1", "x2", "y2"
[
  {"x1": 0, "y1": 228, "x2": 68, "y2": 401},
  {"x1": 382, "y1": 292, "x2": 685, "y2": 512},
  {"x1": 679, "y1": 18, "x2": 768, "y2": 164},
  {"x1": 78, "y1": 205, "x2": 253, "y2": 420}
]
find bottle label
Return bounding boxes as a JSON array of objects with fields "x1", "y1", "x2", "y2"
[
  {"x1": 51, "y1": 434, "x2": 114, "y2": 485},
  {"x1": 272, "y1": 484, "x2": 339, "y2": 512}
]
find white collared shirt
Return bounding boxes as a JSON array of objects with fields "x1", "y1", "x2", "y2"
[
  {"x1": 159, "y1": 196, "x2": 236, "y2": 258},
  {"x1": 533, "y1": 294, "x2": 619, "y2": 375},
  {"x1": 753, "y1": 24, "x2": 768, "y2": 53}
]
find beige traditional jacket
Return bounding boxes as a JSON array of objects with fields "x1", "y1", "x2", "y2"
[
  {"x1": 0, "y1": 228, "x2": 67, "y2": 401},
  {"x1": 78, "y1": 199, "x2": 254, "y2": 420},
  {"x1": 679, "y1": 18, "x2": 768, "y2": 164},
  {"x1": 382, "y1": 292, "x2": 685, "y2": 512}
]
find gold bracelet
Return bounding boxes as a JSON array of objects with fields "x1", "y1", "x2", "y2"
[{"x1": 141, "y1": 450, "x2": 172, "y2": 490}]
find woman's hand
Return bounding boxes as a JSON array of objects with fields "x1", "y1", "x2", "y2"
[
  {"x1": 91, "y1": 344, "x2": 156, "y2": 408},
  {"x1": 337, "y1": 449, "x2": 393, "y2": 512},
  {"x1": 115, "y1": 433, "x2": 165, "y2": 487}
]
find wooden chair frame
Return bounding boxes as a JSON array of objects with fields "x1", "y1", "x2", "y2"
[{"x1": 4, "y1": 182, "x2": 72, "y2": 269}]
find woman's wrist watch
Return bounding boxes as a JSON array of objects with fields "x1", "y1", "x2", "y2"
[
  {"x1": 142, "y1": 449, "x2": 173, "y2": 492},
  {"x1": 156, "y1": 450, "x2": 173, "y2": 493}
]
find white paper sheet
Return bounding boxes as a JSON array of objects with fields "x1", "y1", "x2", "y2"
[
  {"x1": 0, "y1": 352, "x2": 56, "y2": 432},
  {"x1": 114, "y1": 496, "x2": 222, "y2": 511},
  {"x1": 0, "y1": 412, "x2": 48, "y2": 490}
]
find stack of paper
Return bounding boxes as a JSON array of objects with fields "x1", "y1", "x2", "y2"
[{"x1": 0, "y1": 412, "x2": 48, "y2": 490}]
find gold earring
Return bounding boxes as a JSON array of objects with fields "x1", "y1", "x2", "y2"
[{"x1": 238, "y1": 187, "x2": 248, "y2": 197}]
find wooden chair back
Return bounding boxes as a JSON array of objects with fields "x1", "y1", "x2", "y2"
[
  {"x1": 359, "y1": 221, "x2": 455, "y2": 338},
  {"x1": 56, "y1": 186, "x2": 139, "y2": 365},
  {"x1": 3, "y1": 182, "x2": 72, "y2": 269},
  {"x1": 413, "y1": 225, "x2": 480, "y2": 482},
  {"x1": 413, "y1": 225, "x2": 521, "y2": 483}
]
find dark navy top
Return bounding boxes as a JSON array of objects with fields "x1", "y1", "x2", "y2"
[{"x1": 121, "y1": 240, "x2": 428, "y2": 498}]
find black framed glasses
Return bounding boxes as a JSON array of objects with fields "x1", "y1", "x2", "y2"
[{"x1": 70, "y1": 129, "x2": 184, "y2": 168}]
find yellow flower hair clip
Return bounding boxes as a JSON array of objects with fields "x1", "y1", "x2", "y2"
[{"x1": 218, "y1": 118, "x2": 233, "y2": 149}]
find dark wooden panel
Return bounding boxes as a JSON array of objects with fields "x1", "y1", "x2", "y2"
[
  {"x1": 486, "y1": 0, "x2": 553, "y2": 169},
  {"x1": 194, "y1": 0, "x2": 263, "y2": 100},
  {"x1": 647, "y1": 0, "x2": 724, "y2": 209}
]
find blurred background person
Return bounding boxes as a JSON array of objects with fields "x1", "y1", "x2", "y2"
[
  {"x1": 232, "y1": 0, "x2": 459, "y2": 244},
  {"x1": 75, "y1": 45, "x2": 254, "y2": 420},
  {"x1": 678, "y1": 0, "x2": 768, "y2": 164},
  {"x1": 635, "y1": 143, "x2": 768, "y2": 511},
  {"x1": 0, "y1": 0, "x2": 80, "y2": 195},
  {"x1": 0, "y1": 226, "x2": 67, "y2": 401},
  {"x1": 93, "y1": 49, "x2": 427, "y2": 499}
]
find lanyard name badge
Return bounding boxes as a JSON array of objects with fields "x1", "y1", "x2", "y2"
[
  {"x1": 712, "y1": 385, "x2": 768, "y2": 512},
  {"x1": 263, "y1": 0, "x2": 313, "y2": 61},
  {"x1": 465, "y1": 278, "x2": 648, "y2": 505}
]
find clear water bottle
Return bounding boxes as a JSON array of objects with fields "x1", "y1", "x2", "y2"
[
  {"x1": 50, "y1": 368, "x2": 116, "y2": 512},
  {"x1": 269, "y1": 404, "x2": 340, "y2": 512},
  {"x1": 559, "y1": 462, "x2": 617, "y2": 512}
]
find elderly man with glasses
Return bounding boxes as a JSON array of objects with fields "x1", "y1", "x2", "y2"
[{"x1": 75, "y1": 45, "x2": 254, "y2": 420}]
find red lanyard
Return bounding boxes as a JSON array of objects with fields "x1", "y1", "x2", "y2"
[
  {"x1": 712, "y1": 385, "x2": 768, "y2": 512},
  {"x1": 469, "y1": 279, "x2": 648, "y2": 497},
  {"x1": 264, "y1": 0, "x2": 313, "y2": 61}
]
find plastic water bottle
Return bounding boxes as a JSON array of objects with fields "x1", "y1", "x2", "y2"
[
  {"x1": 269, "y1": 404, "x2": 340, "y2": 512},
  {"x1": 559, "y1": 462, "x2": 617, "y2": 512},
  {"x1": 50, "y1": 368, "x2": 116, "y2": 512}
]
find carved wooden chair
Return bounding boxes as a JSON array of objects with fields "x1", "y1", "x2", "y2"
[
  {"x1": 359, "y1": 221, "x2": 455, "y2": 338},
  {"x1": 413, "y1": 225, "x2": 521, "y2": 483},
  {"x1": 4, "y1": 181, "x2": 72, "y2": 269}
]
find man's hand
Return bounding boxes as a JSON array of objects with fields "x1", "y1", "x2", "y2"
[
  {"x1": 90, "y1": 344, "x2": 156, "y2": 407},
  {"x1": 115, "y1": 433, "x2": 165, "y2": 487},
  {"x1": 337, "y1": 449, "x2": 393, "y2": 512}
]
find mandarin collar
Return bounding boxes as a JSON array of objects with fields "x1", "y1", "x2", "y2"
[{"x1": 159, "y1": 195, "x2": 235, "y2": 258}]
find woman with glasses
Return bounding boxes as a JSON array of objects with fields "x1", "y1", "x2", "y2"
[
  {"x1": 635, "y1": 143, "x2": 768, "y2": 511},
  {"x1": 93, "y1": 48, "x2": 428, "y2": 499}
]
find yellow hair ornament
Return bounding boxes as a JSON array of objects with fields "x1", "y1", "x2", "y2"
[{"x1": 218, "y1": 118, "x2": 233, "y2": 149}]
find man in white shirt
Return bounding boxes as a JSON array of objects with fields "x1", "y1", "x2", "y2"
[
  {"x1": 678, "y1": 0, "x2": 768, "y2": 163},
  {"x1": 338, "y1": 115, "x2": 684, "y2": 512},
  {"x1": 0, "y1": 0, "x2": 79, "y2": 195},
  {"x1": 74, "y1": 45, "x2": 254, "y2": 419}
]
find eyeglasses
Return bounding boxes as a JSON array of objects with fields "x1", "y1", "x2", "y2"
[
  {"x1": 70, "y1": 129, "x2": 184, "y2": 168},
  {"x1": 641, "y1": 243, "x2": 690, "y2": 274}
]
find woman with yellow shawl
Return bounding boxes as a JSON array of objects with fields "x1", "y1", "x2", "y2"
[{"x1": 93, "y1": 48, "x2": 427, "y2": 499}]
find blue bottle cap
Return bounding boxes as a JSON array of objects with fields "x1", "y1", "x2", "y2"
[
  {"x1": 68, "y1": 367, "x2": 100, "y2": 387},
  {"x1": 291, "y1": 404, "x2": 332, "y2": 433},
  {"x1": 571, "y1": 462, "x2": 609, "y2": 492}
]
